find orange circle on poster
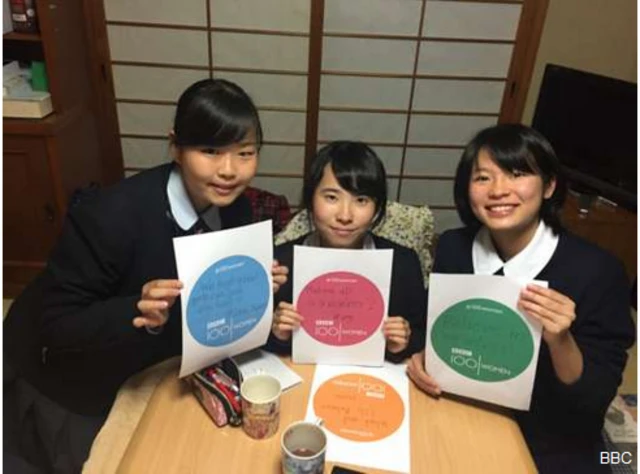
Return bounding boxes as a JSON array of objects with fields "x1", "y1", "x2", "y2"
[{"x1": 313, "y1": 373, "x2": 404, "y2": 442}]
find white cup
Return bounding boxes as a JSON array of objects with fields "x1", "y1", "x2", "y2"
[{"x1": 240, "y1": 374, "x2": 281, "y2": 439}]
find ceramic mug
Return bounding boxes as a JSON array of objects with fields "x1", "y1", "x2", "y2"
[
  {"x1": 281, "y1": 420, "x2": 327, "y2": 474},
  {"x1": 240, "y1": 374, "x2": 281, "y2": 439}
]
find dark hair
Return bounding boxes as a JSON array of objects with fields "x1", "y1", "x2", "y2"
[
  {"x1": 453, "y1": 123, "x2": 566, "y2": 233},
  {"x1": 302, "y1": 141, "x2": 387, "y2": 228},
  {"x1": 172, "y1": 78, "x2": 262, "y2": 149}
]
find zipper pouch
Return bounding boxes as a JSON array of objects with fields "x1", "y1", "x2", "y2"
[{"x1": 189, "y1": 358, "x2": 243, "y2": 427}]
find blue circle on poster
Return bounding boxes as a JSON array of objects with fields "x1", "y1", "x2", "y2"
[{"x1": 187, "y1": 255, "x2": 269, "y2": 347}]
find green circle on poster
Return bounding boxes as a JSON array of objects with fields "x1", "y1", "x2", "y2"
[{"x1": 431, "y1": 298, "x2": 534, "y2": 382}]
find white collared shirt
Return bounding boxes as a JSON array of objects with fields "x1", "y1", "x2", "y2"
[
  {"x1": 167, "y1": 167, "x2": 221, "y2": 231},
  {"x1": 472, "y1": 220, "x2": 559, "y2": 280}
]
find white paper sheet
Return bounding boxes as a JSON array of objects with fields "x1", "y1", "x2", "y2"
[
  {"x1": 232, "y1": 349, "x2": 302, "y2": 391},
  {"x1": 425, "y1": 273, "x2": 544, "y2": 410},
  {"x1": 174, "y1": 221, "x2": 273, "y2": 377},
  {"x1": 291, "y1": 246, "x2": 393, "y2": 366},
  {"x1": 305, "y1": 364, "x2": 410, "y2": 474}
]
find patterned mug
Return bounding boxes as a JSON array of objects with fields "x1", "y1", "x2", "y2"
[
  {"x1": 281, "y1": 420, "x2": 327, "y2": 474},
  {"x1": 240, "y1": 374, "x2": 281, "y2": 439}
]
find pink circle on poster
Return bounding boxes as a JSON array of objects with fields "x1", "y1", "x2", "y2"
[{"x1": 297, "y1": 271, "x2": 384, "y2": 346}]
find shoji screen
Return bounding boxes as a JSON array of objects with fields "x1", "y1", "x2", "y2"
[
  {"x1": 318, "y1": 0, "x2": 523, "y2": 231},
  {"x1": 104, "y1": 0, "x2": 525, "y2": 231},
  {"x1": 104, "y1": 0, "x2": 311, "y2": 207}
]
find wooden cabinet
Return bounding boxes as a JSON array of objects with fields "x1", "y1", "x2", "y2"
[
  {"x1": 3, "y1": 0, "x2": 122, "y2": 297},
  {"x1": 562, "y1": 193, "x2": 637, "y2": 281}
]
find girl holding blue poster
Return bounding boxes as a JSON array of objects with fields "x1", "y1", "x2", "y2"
[
  {"x1": 4, "y1": 78, "x2": 288, "y2": 473},
  {"x1": 407, "y1": 124, "x2": 635, "y2": 473},
  {"x1": 265, "y1": 141, "x2": 426, "y2": 362}
]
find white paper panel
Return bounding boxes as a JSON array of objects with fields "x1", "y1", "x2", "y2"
[
  {"x1": 320, "y1": 75, "x2": 412, "y2": 109},
  {"x1": 250, "y1": 176, "x2": 303, "y2": 205},
  {"x1": 260, "y1": 111, "x2": 306, "y2": 142},
  {"x1": 408, "y1": 115, "x2": 497, "y2": 145},
  {"x1": 418, "y1": 41, "x2": 513, "y2": 77},
  {"x1": 412, "y1": 79, "x2": 506, "y2": 113},
  {"x1": 117, "y1": 103, "x2": 175, "y2": 135},
  {"x1": 210, "y1": 0, "x2": 310, "y2": 32},
  {"x1": 323, "y1": 37, "x2": 416, "y2": 74},
  {"x1": 113, "y1": 66, "x2": 206, "y2": 101},
  {"x1": 404, "y1": 148, "x2": 462, "y2": 176},
  {"x1": 371, "y1": 146, "x2": 403, "y2": 175},
  {"x1": 108, "y1": 25, "x2": 208, "y2": 66},
  {"x1": 318, "y1": 111, "x2": 407, "y2": 143},
  {"x1": 423, "y1": 2, "x2": 522, "y2": 40},
  {"x1": 388, "y1": 178, "x2": 400, "y2": 202},
  {"x1": 431, "y1": 208, "x2": 462, "y2": 233},
  {"x1": 399, "y1": 178, "x2": 453, "y2": 206},
  {"x1": 258, "y1": 145, "x2": 305, "y2": 174},
  {"x1": 121, "y1": 138, "x2": 171, "y2": 169},
  {"x1": 324, "y1": 0, "x2": 422, "y2": 36},
  {"x1": 212, "y1": 33, "x2": 309, "y2": 72},
  {"x1": 214, "y1": 72, "x2": 307, "y2": 108},
  {"x1": 104, "y1": 0, "x2": 206, "y2": 26}
]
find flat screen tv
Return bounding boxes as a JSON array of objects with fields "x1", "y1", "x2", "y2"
[{"x1": 531, "y1": 64, "x2": 637, "y2": 211}]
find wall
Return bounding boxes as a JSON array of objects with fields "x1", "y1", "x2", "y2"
[{"x1": 522, "y1": 0, "x2": 637, "y2": 124}]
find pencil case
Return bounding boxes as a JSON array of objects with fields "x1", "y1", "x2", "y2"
[{"x1": 189, "y1": 358, "x2": 243, "y2": 427}]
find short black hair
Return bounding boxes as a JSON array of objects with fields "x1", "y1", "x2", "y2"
[
  {"x1": 453, "y1": 123, "x2": 566, "y2": 233},
  {"x1": 172, "y1": 78, "x2": 262, "y2": 149},
  {"x1": 303, "y1": 141, "x2": 387, "y2": 228}
]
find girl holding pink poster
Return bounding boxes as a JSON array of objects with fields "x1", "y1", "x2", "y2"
[{"x1": 264, "y1": 141, "x2": 426, "y2": 363}]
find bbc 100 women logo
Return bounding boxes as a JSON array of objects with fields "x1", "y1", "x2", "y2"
[
  {"x1": 431, "y1": 298, "x2": 534, "y2": 382},
  {"x1": 187, "y1": 255, "x2": 270, "y2": 347}
]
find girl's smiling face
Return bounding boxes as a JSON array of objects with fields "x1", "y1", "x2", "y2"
[
  {"x1": 469, "y1": 149, "x2": 555, "y2": 242},
  {"x1": 174, "y1": 132, "x2": 258, "y2": 211}
]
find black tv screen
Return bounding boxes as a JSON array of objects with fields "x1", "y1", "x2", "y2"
[{"x1": 532, "y1": 64, "x2": 637, "y2": 211}]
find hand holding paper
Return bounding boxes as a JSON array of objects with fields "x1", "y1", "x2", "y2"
[
  {"x1": 133, "y1": 279, "x2": 183, "y2": 329},
  {"x1": 382, "y1": 316, "x2": 411, "y2": 354},
  {"x1": 271, "y1": 260, "x2": 289, "y2": 294},
  {"x1": 518, "y1": 284, "x2": 576, "y2": 344},
  {"x1": 272, "y1": 301, "x2": 304, "y2": 341},
  {"x1": 406, "y1": 350, "x2": 442, "y2": 397}
]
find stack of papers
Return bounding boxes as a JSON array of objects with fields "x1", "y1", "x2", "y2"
[{"x1": 232, "y1": 349, "x2": 302, "y2": 391}]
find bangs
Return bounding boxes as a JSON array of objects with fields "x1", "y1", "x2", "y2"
[
  {"x1": 478, "y1": 143, "x2": 542, "y2": 176},
  {"x1": 173, "y1": 79, "x2": 262, "y2": 149},
  {"x1": 175, "y1": 98, "x2": 259, "y2": 148},
  {"x1": 331, "y1": 158, "x2": 381, "y2": 199}
]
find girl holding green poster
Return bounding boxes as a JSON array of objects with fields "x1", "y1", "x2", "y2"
[{"x1": 407, "y1": 124, "x2": 635, "y2": 473}]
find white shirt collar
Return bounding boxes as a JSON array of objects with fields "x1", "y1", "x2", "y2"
[
  {"x1": 472, "y1": 220, "x2": 559, "y2": 280},
  {"x1": 167, "y1": 167, "x2": 220, "y2": 231},
  {"x1": 303, "y1": 231, "x2": 376, "y2": 249}
]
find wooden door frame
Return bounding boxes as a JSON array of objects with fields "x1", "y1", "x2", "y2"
[
  {"x1": 80, "y1": 0, "x2": 124, "y2": 185},
  {"x1": 499, "y1": 0, "x2": 551, "y2": 123}
]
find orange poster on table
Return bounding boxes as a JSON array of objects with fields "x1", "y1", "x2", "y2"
[{"x1": 305, "y1": 363, "x2": 410, "y2": 473}]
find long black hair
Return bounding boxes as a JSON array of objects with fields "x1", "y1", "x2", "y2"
[{"x1": 172, "y1": 78, "x2": 262, "y2": 149}]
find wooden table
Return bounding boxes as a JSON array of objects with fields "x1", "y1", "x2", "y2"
[{"x1": 118, "y1": 361, "x2": 536, "y2": 473}]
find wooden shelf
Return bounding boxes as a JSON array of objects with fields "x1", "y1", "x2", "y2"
[
  {"x1": 3, "y1": 31, "x2": 42, "y2": 42},
  {"x1": 3, "y1": 105, "x2": 84, "y2": 136}
]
